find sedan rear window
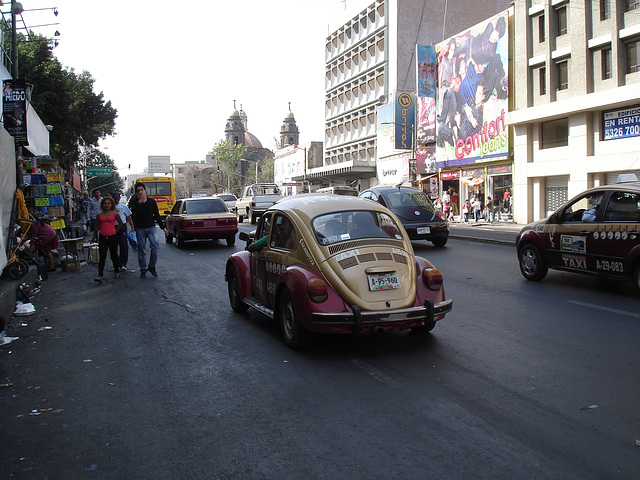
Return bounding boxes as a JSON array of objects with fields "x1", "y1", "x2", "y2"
[
  {"x1": 183, "y1": 199, "x2": 227, "y2": 214},
  {"x1": 312, "y1": 211, "x2": 403, "y2": 245}
]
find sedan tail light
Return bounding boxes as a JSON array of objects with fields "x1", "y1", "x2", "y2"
[
  {"x1": 422, "y1": 268, "x2": 443, "y2": 290},
  {"x1": 306, "y1": 277, "x2": 328, "y2": 303},
  {"x1": 182, "y1": 219, "x2": 204, "y2": 228},
  {"x1": 216, "y1": 217, "x2": 237, "y2": 226}
]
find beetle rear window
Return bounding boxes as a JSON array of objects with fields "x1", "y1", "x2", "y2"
[{"x1": 313, "y1": 211, "x2": 404, "y2": 245}]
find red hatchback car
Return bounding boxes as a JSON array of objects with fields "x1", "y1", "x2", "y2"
[{"x1": 165, "y1": 197, "x2": 238, "y2": 248}]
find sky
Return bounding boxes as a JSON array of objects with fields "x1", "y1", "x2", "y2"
[{"x1": 19, "y1": 0, "x2": 372, "y2": 175}]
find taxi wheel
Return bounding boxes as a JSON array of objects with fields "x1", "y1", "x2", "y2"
[
  {"x1": 176, "y1": 235, "x2": 186, "y2": 249},
  {"x1": 226, "y1": 234, "x2": 236, "y2": 246},
  {"x1": 633, "y1": 263, "x2": 640, "y2": 294},
  {"x1": 165, "y1": 233, "x2": 173, "y2": 244},
  {"x1": 227, "y1": 265, "x2": 248, "y2": 313},
  {"x1": 278, "y1": 289, "x2": 311, "y2": 349},
  {"x1": 519, "y1": 244, "x2": 547, "y2": 281}
]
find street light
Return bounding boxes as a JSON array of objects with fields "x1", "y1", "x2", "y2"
[{"x1": 381, "y1": 121, "x2": 417, "y2": 186}]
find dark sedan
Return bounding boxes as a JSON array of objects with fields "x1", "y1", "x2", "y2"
[
  {"x1": 165, "y1": 197, "x2": 238, "y2": 248},
  {"x1": 359, "y1": 185, "x2": 449, "y2": 247}
]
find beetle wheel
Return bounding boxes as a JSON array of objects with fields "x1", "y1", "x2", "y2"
[
  {"x1": 227, "y1": 265, "x2": 248, "y2": 313},
  {"x1": 278, "y1": 289, "x2": 310, "y2": 349},
  {"x1": 633, "y1": 263, "x2": 640, "y2": 295},
  {"x1": 519, "y1": 244, "x2": 548, "y2": 281}
]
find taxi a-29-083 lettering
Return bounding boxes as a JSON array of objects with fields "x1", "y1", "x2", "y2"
[
  {"x1": 516, "y1": 174, "x2": 640, "y2": 292},
  {"x1": 225, "y1": 195, "x2": 453, "y2": 349}
]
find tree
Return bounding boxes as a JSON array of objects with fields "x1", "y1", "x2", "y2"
[
  {"x1": 17, "y1": 33, "x2": 117, "y2": 169},
  {"x1": 210, "y1": 139, "x2": 248, "y2": 195},
  {"x1": 256, "y1": 156, "x2": 275, "y2": 183}
]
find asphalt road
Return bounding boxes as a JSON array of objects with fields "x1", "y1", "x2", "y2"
[{"x1": 1, "y1": 226, "x2": 639, "y2": 479}]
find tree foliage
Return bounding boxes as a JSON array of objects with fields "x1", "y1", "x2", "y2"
[
  {"x1": 209, "y1": 139, "x2": 248, "y2": 195},
  {"x1": 17, "y1": 33, "x2": 117, "y2": 169}
]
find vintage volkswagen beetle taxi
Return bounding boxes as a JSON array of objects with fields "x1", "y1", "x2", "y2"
[{"x1": 225, "y1": 195, "x2": 453, "y2": 348}]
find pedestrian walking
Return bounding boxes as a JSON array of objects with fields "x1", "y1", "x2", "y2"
[
  {"x1": 128, "y1": 182, "x2": 169, "y2": 279},
  {"x1": 88, "y1": 189, "x2": 102, "y2": 233},
  {"x1": 91, "y1": 196, "x2": 123, "y2": 283},
  {"x1": 472, "y1": 196, "x2": 482, "y2": 223},
  {"x1": 462, "y1": 199, "x2": 471, "y2": 223},
  {"x1": 78, "y1": 191, "x2": 91, "y2": 233},
  {"x1": 113, "y1": 192, "x2": 134, "y2": 272}
]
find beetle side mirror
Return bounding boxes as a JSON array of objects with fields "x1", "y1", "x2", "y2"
[
  {"x1": 549, "y1": 213, "x2": 561, "y2": 224},
  {"x1": 239, "y1": 232, "x2": 251, "y2": 242}
]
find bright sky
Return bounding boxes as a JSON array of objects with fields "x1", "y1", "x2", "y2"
[{"x1": 19, "y1": 0, "x2": 372, "y2": 174}]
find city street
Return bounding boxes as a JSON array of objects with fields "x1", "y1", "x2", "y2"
[{"x1": 1, "y1": 226, "x2": 639, "y2": 479}]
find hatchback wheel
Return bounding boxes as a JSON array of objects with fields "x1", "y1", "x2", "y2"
[
  {"x1": 432, "y1": 237, "x2": 448, "y2": 248},
  {"x1": 519, "y1": 244, "x2": 547, "y2": 281},
  {"x1": 278, "y1": 289, "x2": 310, "y2": 349}
]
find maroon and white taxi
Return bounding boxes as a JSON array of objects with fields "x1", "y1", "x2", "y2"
[
  {"x1": 516, "y1": 174, "x2": 640, "y2": 291},
  {"x1": 225, "y1": 195, "x2": 453, "y2": 348}
]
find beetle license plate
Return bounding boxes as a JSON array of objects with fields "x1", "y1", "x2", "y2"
[
  {"x1": 417, "y1": 227, "x2": 431, "y2": 234},
  {"x1": 368, "y1": 272, "x2": 401, "y2": 291}
]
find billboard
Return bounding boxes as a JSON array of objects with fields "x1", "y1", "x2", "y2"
[
  {"x1": 3, "y1": 79, "x2": 28, "y2": 145},
  {"x1": 435, "y1": 11, "x2": 509, "y2": 167},
  {"x1": 603, "y1": 105, "x2": 640, "y2": 141},
  {"x1": 394, "y1": 92, "x2": 415, "y2": 151}
]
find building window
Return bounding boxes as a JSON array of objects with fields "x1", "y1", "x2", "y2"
[
  {"x1": 557, "y1": 61, "x2": 569, "y2": 90},
  {"x1": 556, "y1": 6, "x2": 567, "y2": 36},
  {"x1": 539, "y1": 66, "x2": 547, "y2": 95},
  {"x1": 600, "y1": 0, "x2": 611, "y2": 19},
  {"x1": 602, "y1": 47, "x2": 612, "y2": 79},
  {"x1": 626, "y1": 0, "x2": 640, "y2": 12},
  {"x1": 538, "y1": 15, "x2": 545, "y2": 42},
  {"x1": 628, "y1": 40, "x2": 640, "y2": 73},
  {"x1": 541, "y1": 118, "x2": 569, "y2": 149}
]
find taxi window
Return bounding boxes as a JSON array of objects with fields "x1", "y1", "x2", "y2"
[
  {"x1": 271, "y1": 214, "x2": 295, "y2": 251},
  {"x1": 603, "y1": 192, "x2": 640, "y2": 222},
  {"x1": 312, "y1": 211, "x2": 403, "y2": 245},
  {"x1": 257, "y1": 213, "x2": 272, "y2": 240},
  {"x1": 559, "y1": 193, "x2": 604, "y2": 222}
]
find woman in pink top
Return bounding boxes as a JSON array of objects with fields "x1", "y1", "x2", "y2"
[{"x1": 91, "y1": 197, "x2": 123, "y2": 282}]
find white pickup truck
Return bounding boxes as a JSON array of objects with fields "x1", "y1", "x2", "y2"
[{"x1": 236, "y1": 183, "x2": 284, "y2": 224}]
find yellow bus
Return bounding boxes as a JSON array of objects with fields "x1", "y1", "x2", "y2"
[{"x1": 135, "y1": 176, "x2": 176, "y2": 217}]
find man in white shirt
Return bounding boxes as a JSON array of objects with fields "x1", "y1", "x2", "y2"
[{"x1": 113, "y1": 192, "x2": 135, "y2": 271}]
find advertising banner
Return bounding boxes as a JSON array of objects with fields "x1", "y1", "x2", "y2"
[
  {"x1": 435, "y1": 11, "x2": 509, "y2": 167},
  {"x1": 394, "y1": 92, "x2": 415, "y2": 151},
  {"x1": 603, "y1": 105, "x2": 640, "y2": 141},
  {"x1": 416, "y1": 45, "x2": 436, "y2": 98},
  {"x1": 3, "y1": 79, "x2": 28, "y2": 146}
]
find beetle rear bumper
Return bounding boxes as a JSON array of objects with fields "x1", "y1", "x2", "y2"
[{"x1": 311, "y1": 298, "x2": 453, "y2": 328}]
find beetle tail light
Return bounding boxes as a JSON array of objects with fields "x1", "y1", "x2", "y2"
[
  {"x1": 436, "y1": 211, "x2": 447, "y2": 221},
  {"x1": 306, "y1": 277, "x2": 328, "y2": 303},
  {"x1": 422, "y1": 268, "x2": 443, "y2": 290}
]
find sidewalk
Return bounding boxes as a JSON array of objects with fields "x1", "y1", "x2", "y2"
[{"x1": 447, "y1": 220, "x2": 523, "y2": 245}]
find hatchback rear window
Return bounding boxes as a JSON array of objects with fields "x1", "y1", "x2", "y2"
[{"x1": 184, "y1": 199, "x2": 227, "y2": 214}]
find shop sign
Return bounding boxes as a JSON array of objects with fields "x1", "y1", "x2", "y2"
[
  {"x1": 441, "y1": 170, "x2": 460, "y2": 180},
  {"x1": 487, "y1": 164, "x2": 512, "y2": 175},
  {"x1": 394, "y1": 93, "x2": 415, "y2": 150},
  {"x1": 603, "y1": 105, "x2": 640, "y2": 140}
]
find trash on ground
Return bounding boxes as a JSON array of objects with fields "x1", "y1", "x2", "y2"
[
  {"x1": 14, "y1": 302, "x2": 36, "y2": 316},
  {"x1": 0, "y1": 332, "x2": 19, "y2": 346},
  {"x1": 38, "y1": 326, "x2": 52, "y2": 331}
]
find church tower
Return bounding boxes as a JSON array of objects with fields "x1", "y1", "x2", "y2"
[
  {"x1": 280, "y1": 103, "x2": 299, "y2": 148},
  {"x1": 224, "y1": 100, "x2": 245, "y2": 146}
]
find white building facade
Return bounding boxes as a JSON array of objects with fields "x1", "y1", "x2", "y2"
[{"x1": 509, "y1": 0, "x2": 640, "y2": 223}]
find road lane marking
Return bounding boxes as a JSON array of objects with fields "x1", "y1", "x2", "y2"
[{"x1": 567, "y1": 300, "x2": 640, "y2": 318}]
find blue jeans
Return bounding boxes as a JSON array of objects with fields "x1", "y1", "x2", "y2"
[
  {"x1": 117, "y1": 226, "x2": 129, "y2": 268},
  {"x1": 136, "y1": 227, "x2": 159, "y2": 272}
]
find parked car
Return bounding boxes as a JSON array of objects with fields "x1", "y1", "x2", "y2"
[
  {"x1": 225, "y1": 195, "x2": 453, "y2": 348},
  {"x1": 359, "y1": 185, "x2": 449, "y2": 247},
  {"x1": 516, "y1": 174, "x2": 640, "y2": 292},
  {"x1": 165, "y1": 197, "x2": 238, "y2": 248},
  {"x1": 213, "y1": 193, "x2": 237, "y2": 213}
]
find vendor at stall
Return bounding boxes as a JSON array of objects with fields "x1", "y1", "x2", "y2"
[{"x1": 28, "y1": 220, "x2": 59, "y2": 271}]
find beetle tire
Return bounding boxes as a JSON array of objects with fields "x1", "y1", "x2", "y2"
[
  {"x1": 227, "y1": 265, "x2": 248, "y2": 313},
  {"x1": 633, "y1": 263, "x2": 640, "y2": 294},
  {"x1": 278, "y1": 289, "x2": 310, "y2": 349},
  {"x1": 518, "y1": 244, "x2": 547, "y2": 281}
]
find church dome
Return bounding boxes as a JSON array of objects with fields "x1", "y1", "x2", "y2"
[{"x1": 244, "y1": 131, "x2": 263, "y2": 148}]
